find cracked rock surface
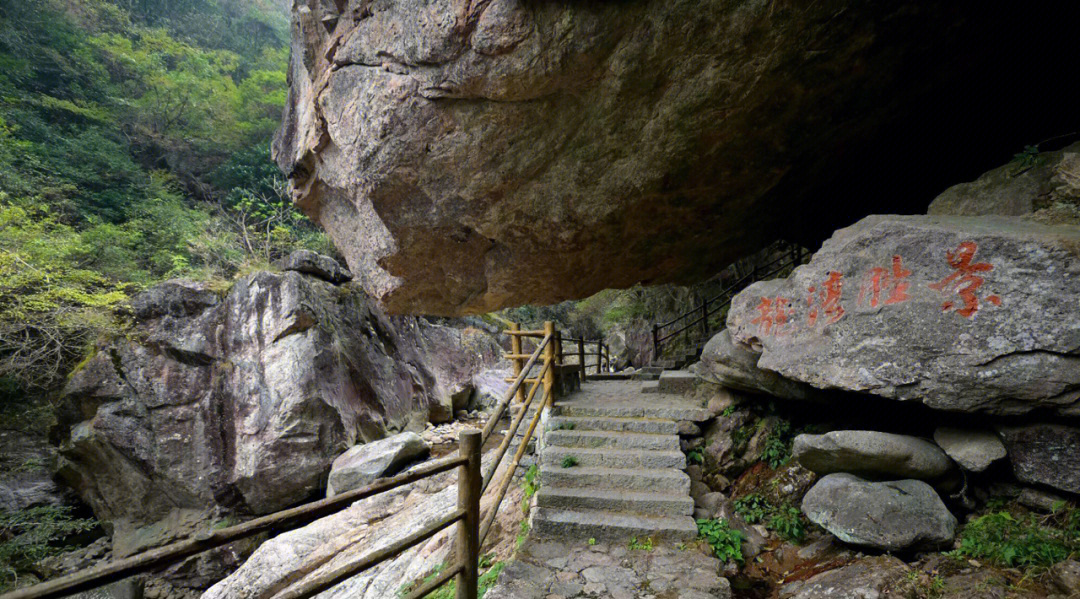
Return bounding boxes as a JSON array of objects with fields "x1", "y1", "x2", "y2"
[{"x1": 724, "y1": 214, "x2": 1080, "y2": 416}]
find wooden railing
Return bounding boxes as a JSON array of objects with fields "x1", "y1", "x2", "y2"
[
  {"x1": 560, "y1": 337, "x2": 610, "y2": 378},
  {"x1": 505, "y1": 322, "x2": 610, "y2": 383},
  {"x1": 0, "y1": 323, "x2": 562, "y2": 599},
  {"x1": 652, "y1": 242, "x2": 809, "y2": 360}
]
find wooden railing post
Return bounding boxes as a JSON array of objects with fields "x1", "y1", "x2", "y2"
[
  {"x1": 456, "y1": 430, "x2": 481, "y2": 599},
  {"x1": 577, "y1": 338, "x2": 585, "y2": 381},
  {"x1": 543, "y1": 321, "x2": 556, "y2": 407},
  {"x1": 509, "y1": 322, "x2": 525, "y2": 404},
  {"x1": 700, "y1": 300, "x2": 709, "y2": 340}
]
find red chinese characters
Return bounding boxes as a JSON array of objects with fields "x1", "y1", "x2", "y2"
[
  {"x1": 858, "y1": 255, "x2": 912, "y2": 308},
  {"x1": 928, "y1": 241, "x2": 1001, "y2": 318},
  {"x1": 806, "y1": 272, "x2": 845, "y2": 327},
  {"x1": 751, "y1": 296, "x2": 794, "y2": 336}
]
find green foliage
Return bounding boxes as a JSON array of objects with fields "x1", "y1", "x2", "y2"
[
  {"x1": 950, "y1": 506, "x2": 1079, "y2": 570},
  {"x1": 0, "y1": 0, "x2": 331, "y2": 399},
  {"x1": 734, "y1": 494, "x2": 806, "y2": 543},
  {"x1": 696, "y1": 518, "x2": 744, "y2": 564},
  {"x1": 628, "y1": 536, "x2": 654, "y2": 551},
  {"x1": 553, "y1": 422, "x2": 575, "y2": 431},
  {"x1": 687, "y1": 449, "x2": 704, "y2": 465},
  {"x1": 0, "y1": 506, "x2": 99, "y2": 591},
  {"x1": 761, "y1": 420, "x2": 795, "y2": 469},
  {"x1": 561, "y1": 456, "x2": 579, "y2": 468},
  {"x1": 1010, "y1": 144, "x2": 1043, "y2": 176},
  {"x1": 520, "y1": 464, "x2": 539, "y2": 514},
  {"x1": 516, "y1": 518, "x2": 530, "y2": 549},
  {"x1": 397, "y1": 558, "x2": 504, "y2": 599},
  {"x1": 587, "y1": 537, "x2": 597, "y2": 546},
  {"x1": 721, "y1": 406, "x2": 736, "y2": 418}
]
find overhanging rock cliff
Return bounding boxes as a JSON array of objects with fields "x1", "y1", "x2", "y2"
[{"x1": 275, "y1": 0, "x2": 1075, "y2": 315}]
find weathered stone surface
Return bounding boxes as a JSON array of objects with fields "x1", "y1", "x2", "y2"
[
  {"x1": 203, "y1": 452, "x2": 524, "y2": 599},
  {"x1": 801, "y1": 473, "x2": 956, "y2": 551},
  {"x1": 779, "y1": 555, "x2": 909, "y2": 599},
  {"x1": 0, "y1": 430, "x2": 68, "y2": 512},
  {"x1": 275, "y1": 249, "x2": 352, "y2": 283},
  {"x1": 930, "y1": 141, "x2": 1080, "y2": 226},
  {"x1": 695, "y1": 329, "x2": 818, "y2": 400},
  {"x1": 793, "y1": 430, "x2": 954, "y2": 481},
  {"x1": 1050, "y1": 559, "x2": 1080, "y2": 597},
  {"x1": 999, "y1": 424, "x2": 1080, "y2": 495},
  {"x1": 933, "y1": 428, "x2": 1007, "y2": 472},
  {"x1": 326, "y1": 432, "x2": 429, "y2": 496},
  {"x1": 273, "y1": 0, "x2": 1072, "y2": 315},
  {"x1": 727, "y1": 214, "x2": 1080, "y2": 415},
  {"x1": 58, "y1": 272, "x2": 499, "y2": 570}
]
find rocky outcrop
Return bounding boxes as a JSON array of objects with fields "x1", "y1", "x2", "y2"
[
  {"x1": 929, "y1": 141, "x2": 1080, "y2": 225},
  {"x1": 801, "y1": 473, "x2": 956, "y2": 551},
  {"x1": 275, "y1": 249, "x2": 352, "y2": 283},
  {"x1": 0, "y1": 430, "x2": 68, "y2": 511},
  {"x1": 726, "y1": 214, "x2": 1080, "y2": 416},
  {"x1": 793, "y1": 431, "x2": 954, "y2": 481},
  {"x1": 56, "y1": 262, "x2": 500, "y2": 569},
  {"x1": 932, "y1": 428, "x2": 1007, "y2": 473},
  {"x1": 696, "y1": 330, "x2": 819, "y2": 401},
  {"x1": 273, "y1": 0, "x2": 1073, "y2": 315},
  {"x1": 999, "y1": 424, "x2": 1080, "y2": 495},
  {"x1": 326, "y1": 432, "x2": 429, "y2": 496},
  {"x1": 779, "y1": 555, "x2": 910, "y2": 599}
]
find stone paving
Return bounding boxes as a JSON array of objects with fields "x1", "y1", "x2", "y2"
[{"x1": 484, "y1": 536, "x2": 731, "y2": 599}]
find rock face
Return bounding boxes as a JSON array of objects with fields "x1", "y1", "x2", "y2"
[
  {"x1": 696, "y1": 329, "x2": 819, "y2": 400},
  {"x1": 779, "y1": 555, "x2": 910, "y2": 599},
  {"x1": 793, "y1": 431, "x2": 954, "y2": 481},
  {"x1": 57, "y1": 267, "x2": 500, "y2": 565},
  {"x1": 999, "y1": 424, "x2": 1080, "y2": 495},
  {"x1": 801, "y1": 473, "x2": 957, "y2": 551},
  {"x1": 726, "y1": 214, "x2": 1080, "y2": 415},
  {"x1": 326, "y1": 432, "x2": 429, "y2": 496},
  {"x1": 932, "y1": 428, "x2": 1007, "y2": 473},
  {"x1": 929, "y1": 141, "x2": 1080, "y2": 226},
  {"x1": 275, "y1": 249, "x2": 352, "y2": 283},
  {"x1": 273, "y1": 0, "x2": 1071, "y2": 315},
  {"x1": 0, "y1": 430, "x2": 68, "y2": 512}
]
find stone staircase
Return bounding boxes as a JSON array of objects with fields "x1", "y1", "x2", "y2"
[{"x1": 530, "y1": 380, "x2": 708, "y2": 541}]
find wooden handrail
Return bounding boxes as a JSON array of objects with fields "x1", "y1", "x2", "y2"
[{"x1": 3, "y1": 322, "x2": 565, "y2": 599}]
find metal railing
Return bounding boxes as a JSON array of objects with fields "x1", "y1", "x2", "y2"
[
  {"x1": 1, "y1": 323, "x2": 563, "y2": 599},
  {"x1": 652, "y1": 242, "x2": 808, "y2": 360}
]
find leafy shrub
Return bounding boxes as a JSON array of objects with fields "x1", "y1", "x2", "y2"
[
  {"x1": 0, "y1": 506, "x2": 98, "y2": 591},
  {"x1": 951, "y1": 507, "x2": 1079, "y2": 570},
  {"x1": 687, "y1": 450, "x2": 704, "y2": 465},
  {"x1": 696, "y1": 518, "x2": 744, "y2": 564},
  {"x1": 560, "y1": 456, "x2": 578, "y2": 468},
  {"x1": 760, "y1": 420, "x2": 794, "y2": 469},
  {"x1": 734, "y1": 493, "x2": 806, "y2": 543},
  {"x1": 628, "y1": 536, "x2": 653, "y2": 551}
]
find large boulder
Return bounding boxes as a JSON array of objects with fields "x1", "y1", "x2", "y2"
[
  {"x1": 801, "y1": 473, "x2": 957, "y2": 551},
  {"x1": 327, "y1": 433, "x2": 429, "y2": 496},
  {"x1": 726, "y1": 214, "x2": 1080, "y2": 415},
  {"x1": 932, "y1": 428, "x2": 1007, "y2": 473},
  {"x1": 695, "y1": 329, "x2": 819, "y2": 400},
  {"x1": 998, "y1": 424, "x2": 1080, "y2": 495},
  {"x1": 57, "y1": 269, "x2": 499, "y2": 571},
  {"x1": 793, "y1": 430, "x2": 954, "y2": 481},
  {"x1": 273, "y1": 0, "x2": 1073, "y2": 316}
]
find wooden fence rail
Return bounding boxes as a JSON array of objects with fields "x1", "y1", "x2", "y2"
[{"x1": 1, "y1": 322, "x2": 564, "y2": 599}]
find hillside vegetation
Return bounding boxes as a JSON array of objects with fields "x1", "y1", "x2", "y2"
[{"x1": 0, "y1": 0, "x2": 328, "y2": 413}]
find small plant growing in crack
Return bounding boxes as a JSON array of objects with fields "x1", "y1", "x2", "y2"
[
  {"x1": 561, "y1": 455, "x2": 579, "y2": 468},
  {"x1": 629, "y1": 536, "x2": 654, "y2": 551}
]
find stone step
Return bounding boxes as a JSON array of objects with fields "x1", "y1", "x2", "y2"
[
  {"x1": 542, "y1": 446, "x2": 686, "y2": 469},
  {"x1": 536, "y1": 486, "x2": 695, "y2": 517},
  {"x1": 546, "y1": 415, "x2": 677, "y2": 435},
  {"x1": 545, "y1": 429, "x2": 679, "y2": 451},
  {"x1": 631, "y1": 367, "x2": 663, "y2": 381},
  {"x1": 531, "y1": 507, "x2": 698, "y2": 541},
  {"x1": 641, "y1": 380, "x2": 660, "y2": 394},
  {"x1": 657, "y1": 370, "x2": 697, "y2": 394},
  {"x1": 589, "y1": 373, "x2": 633, "y2": 381},
  {"x1": 538, "y1": 465, "x2": 691, "y2": 494},
  {"x1": 555, "y1": 399, "x2": 708, "y2": 422}
]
